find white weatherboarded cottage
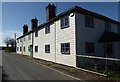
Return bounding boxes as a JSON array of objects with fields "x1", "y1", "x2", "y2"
[{"x1": 17, "y1": 3, "x2": 120, "y2": 68}]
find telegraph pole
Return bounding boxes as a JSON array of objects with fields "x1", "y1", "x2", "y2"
[{"x1": 14, "y1": 33, "x2": 16, "y2": 52}]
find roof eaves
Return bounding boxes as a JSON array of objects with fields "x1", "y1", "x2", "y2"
[{"x1": 17, "y1": 5, "x2": 120, "y2": 40}]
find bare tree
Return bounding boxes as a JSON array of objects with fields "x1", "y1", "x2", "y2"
[
  {"x1": 3, "y1": 37, "x2": 11, "y2": 47},
  {"x1": 9, "y1": 39, "x2": 15, "y2": 48}
]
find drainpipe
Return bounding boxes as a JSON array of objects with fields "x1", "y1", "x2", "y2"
[{"x1": 54, "y1": 22, "x2": 56, "y2": 63}]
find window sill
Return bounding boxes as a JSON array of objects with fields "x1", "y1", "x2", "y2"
[
  {"x1": 61, "y1": 25, "x2": 69, "y2": 29},
  {"x1": 45, "y1": 52, "x2": 50, "y2": 53},
  {"x1": 45, "y1": 32, "x2": 50, "y2": 34},
  {"x1": 61, "y1": 52, "x2": 70, "y2": 55}
]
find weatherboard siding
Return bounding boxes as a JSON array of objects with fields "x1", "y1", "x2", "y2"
[
  {"x1": 32, "y1": 13, "x2": 76, "y2": 67},
  {"x1": 55, "y1": 14, "x2": 76, "y2": 67},
  {"x1": 75, "y1": 12, "x2": 120, "y2": 58},
  {"x1": 16, "y1": 10, "x2": 120, "y2": 68},
  {"x1": 33, "y1": 23, "x2": 56, "y2": 62},
  {"x1": 17, "y1": 34, "x2": 33, "y2": 56}
]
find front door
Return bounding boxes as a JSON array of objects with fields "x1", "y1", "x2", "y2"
[{"x1": 28, "y1": 45, "x2": 33, "y2": 57}]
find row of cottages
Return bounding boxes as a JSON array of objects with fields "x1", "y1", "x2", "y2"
[{"x1": 16, "y1": 3, "x2": 120, "y2": 67}]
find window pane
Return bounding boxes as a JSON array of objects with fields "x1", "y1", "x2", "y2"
[
  {"x1": 61, "y1": 19, "x2": 64, "y2": 27},
  {"x1": 35, "y1": 30, "x2": 38, "y2": 37},
  {"x1": 61, "y1": 16, "x2": 69, "y2": 29},
  {"x1": 24, "y1": 37, "x2": 25, "y2": 41},
  {"x1": 24, "y1": 47, "x2": 25, "y2": 52},
  {"x1": 45, "y1": 45, "x2": 50, "y2": 53},
  {"x1": 65, "y1": 17, "x2": 69, "y2": 26},
  {"x1": 61, "y1": 43, "x2": 70, "y2": 54},
  {"x1": 28, "y1": 34, "x2": 31, "y2": 40},
  {"x1": 45, "y1": 26, "x2": 50, "y2": 34},
  {"x1": 35, "y1": 46, "x2": 38, "y2": 52}
]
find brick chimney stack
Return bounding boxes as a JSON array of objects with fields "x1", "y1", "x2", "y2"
[
  {"x1": 31, "y1": 17, "x2": 38, "y2": 30},
  {"x1": 23, "y1": 24, "x2": 28, "y2": 34},
  {"x1": 46, "y1": 3, "x2": 56, "y2": 22}
]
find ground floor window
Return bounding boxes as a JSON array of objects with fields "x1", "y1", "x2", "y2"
[
  {"x1": 35, "y1": 46, "x2": 38, "y2": 52},
  {"x1": 20, "y1": 47, "x2": 22, "y2": 51},
  {"x1": 45, "y1": 45, "x2": 50, "y2": 53},
  {"x1": 17, "y1": 47, "x2": 19, "y2": 51},
  {"x1": 85, "y1": 42, "x2": 95, "y2": 54},
  {"x1": 61, "y1": 43, "x2": 70, "y2": 54},
  {"x1": 24, "y1": 46, "x2": 25, "y2": 52}
]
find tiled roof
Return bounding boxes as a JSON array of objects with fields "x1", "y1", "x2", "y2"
[{"x1": 17, "y1": 5, "x2": 120, "y2": 40}]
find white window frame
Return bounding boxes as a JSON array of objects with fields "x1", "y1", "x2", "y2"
[
  {"x1": 61, "y1": 16, "x2": 69, "y2": 29},
  {"x1": 45, "y1": 45, "x2": 50, "y2": 53},
  {"x1": 45, "y1": 25, "x2": 50, "y2": 34},
  {"x1": 61, "y1": 43, "x2": 70, "y2": 54}
]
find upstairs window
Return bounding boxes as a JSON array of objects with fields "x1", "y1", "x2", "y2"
[
  {"x1": 85, "y1": 42, "x2": 95, "y2": 54},
  {"x1": 45, "y1": 25, "x2": 50, "y2": 34},
  {"x1": 45, "y1": 45, "x2": 50, "y2": 53},
  {"x1": 61, "y1": 16, "x2": 69, "y2": 29},
  {"x1": 105, "y1": 21, "x2": 111, "y2": 32},
  {"x1": 35, "y1": 46, "x2": 38, "y2": 52},
  {"x1": 20, "y1": 38, "x2": 22, "y2": 42},
  {"x1": 61, "y1": 43, "x2": 70, "y2": 54},
  {"x1": 24, "y1": 37, "x2": 25, "y2": 41},
  {"x1": 35, "y1": 30, "x2": 38, "y2": 37},
  {"x1": 28, "y1": 34, "x2": 31, "y2": 40},
  {"x1": 85, "y1": 16, "x2": 94, "y2": 28}
]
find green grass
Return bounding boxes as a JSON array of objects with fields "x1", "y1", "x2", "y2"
[
  {"x1": 4, "y1": 48, "x2": 13, "y2": 53},
  {"x1": 108, "y1": 71, "x2": 120, "y2": 80}
]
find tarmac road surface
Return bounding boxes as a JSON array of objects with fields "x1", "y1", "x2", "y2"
[{"x1": 2, "y1": 51, "x2": 79, "y2": 80}]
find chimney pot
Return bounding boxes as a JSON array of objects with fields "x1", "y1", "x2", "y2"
[
  {"x1": 31, "y1": 17, "x2": 38, "y2": 30},
  {"x1": 46, "y1": 3, "x2": 56, "y2": 22},
  {"x1": 23, "y1": 24, "x2": 28, "y2": 34}
]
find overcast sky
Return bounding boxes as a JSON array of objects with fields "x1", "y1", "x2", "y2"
[{"x1": 1, "y1": 2, "x2": 119, "y2": 46}]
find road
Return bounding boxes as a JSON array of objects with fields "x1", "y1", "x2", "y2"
[{"x1": 2, "y1": 51, "x2": 78, "y2": 80}]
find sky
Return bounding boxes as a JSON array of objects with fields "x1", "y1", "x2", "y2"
[{"x1": 1, "y1": 2, "x2": 120, "y2": 46}]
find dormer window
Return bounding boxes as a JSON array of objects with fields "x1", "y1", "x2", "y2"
[{"x1": 61, "y1": 16, "x2": 69, "y2": 29}]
